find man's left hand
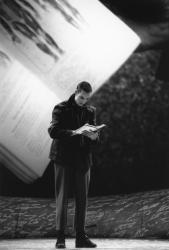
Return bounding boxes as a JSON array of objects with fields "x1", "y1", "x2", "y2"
[{"x1": 82, "y1": 131, "x2": 99, "y2": 140}]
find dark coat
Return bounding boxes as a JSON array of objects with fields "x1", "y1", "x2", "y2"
[{"x1": 48, "y1": 94, "x2": 98, "y2": 171}]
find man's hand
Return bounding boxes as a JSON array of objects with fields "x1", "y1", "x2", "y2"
[
  {"x1": 71, "y1": 130, "x2": 77, "y2": 136},
  {"x1": 82, "y1": 131, "x2": 99, "y2": 140}
]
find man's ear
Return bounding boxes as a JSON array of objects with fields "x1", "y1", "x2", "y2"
[{"x1": 75, "y1": 89, "x2": 79, "y2": 95}]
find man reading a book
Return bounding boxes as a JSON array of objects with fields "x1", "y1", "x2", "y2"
[{"x1": 48, "y1": 81, "x2": 99, "y2": 248}]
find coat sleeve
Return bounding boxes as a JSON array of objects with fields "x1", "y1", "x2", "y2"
[
  {"x1": 89, "y1": 107, "x2": 97, "y2": 126},
  {"x1": 48, "y1": 104, "x2": 74, "y2": 139},
  {"x1": 88, "y1": 107, "x2": 100, "y2": 144}
]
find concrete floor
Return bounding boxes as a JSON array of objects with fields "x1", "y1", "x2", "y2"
[{"x1": 1, "y1": 239, "x2": 169, "y2": 250}]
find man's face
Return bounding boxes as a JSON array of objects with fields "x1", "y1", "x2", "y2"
[{"x1": 75, "y1": 90, "x2": 92, "y2": 106}]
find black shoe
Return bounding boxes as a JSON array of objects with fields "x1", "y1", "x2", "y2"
[
  {"x1": 75, "y1": 233, "x2": 97, "y2": 248},
  {"x1": 55, "y1": 233, "x2": 66, "y2": 248}
]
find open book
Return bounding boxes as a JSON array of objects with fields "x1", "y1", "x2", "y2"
[
  {"x1": 0, "y1": 0, "x2": 140, "y2": 183},
  {"x1": 74, "y1": 124, "x2": 106, "y2": 135}
]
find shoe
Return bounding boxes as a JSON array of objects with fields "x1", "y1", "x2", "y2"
[
  {"x1": 75, "y1": 233, "x2": 97, "y2": 248},
  {"x1": 55, "y1": 238, "x2": 66, "y2": 248},
  {"x1": 55, "y1": 233, "x2": 66, "y2": 248}
]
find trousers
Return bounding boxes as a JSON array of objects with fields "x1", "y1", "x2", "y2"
[{"x1": 54, "y1": 161, "x2": 90, "y2": 233}]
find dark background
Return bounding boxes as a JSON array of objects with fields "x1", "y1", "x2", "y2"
[{"x1": 1, "y1": 50, "x2": 169, "y2": 198}]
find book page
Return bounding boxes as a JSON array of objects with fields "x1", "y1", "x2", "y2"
[
  {"x1": 0, "y1": 0, "x2": 140, "y2": 99},
  {"x1": 75, "y1": 124, "x2": 106, "y2": 134},
  {"x1": 0, "y1": 0, "x2": 140, "y2": 182},
  {"x1": 0, "y1": 46, "x2": 58, "y2": 182}
]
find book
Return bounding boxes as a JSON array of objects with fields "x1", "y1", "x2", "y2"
[
  {"x1": 0, "y1": 0, "x2": 140, "y2": 183},
  {"x1": 74, "y1": 124, "x2": 106, "y2": 135}
]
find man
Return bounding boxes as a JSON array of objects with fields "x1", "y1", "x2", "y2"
[{"x1": 48, "y1": 81, "x2": 98, "y2": 248}]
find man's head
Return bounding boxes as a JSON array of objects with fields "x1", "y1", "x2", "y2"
[{"x1": 74, "y1": 81, "x2": 92, "y2": 106}]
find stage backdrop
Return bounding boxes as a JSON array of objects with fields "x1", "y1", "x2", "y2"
[{"x1": 1, "y1": 0, "x2": 169, "y2": 240}]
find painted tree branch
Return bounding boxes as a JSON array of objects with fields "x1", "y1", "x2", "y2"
[
  {"x1": 100, "y1": 0, "x2": 169, "y2": 51},
  {"x1": 100, "y1": 0, "x2": 169, "y2": 80}
]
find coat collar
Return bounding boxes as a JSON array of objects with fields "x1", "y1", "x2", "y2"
[
  {"x1": 67, "y1": 93, "x2": 88, "y2": 109},
  {"x1": 67, "y1": 93, "x2": 77, "y2": 106}
]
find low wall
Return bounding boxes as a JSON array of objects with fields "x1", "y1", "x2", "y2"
[{"x1": 1, "y1": 189, "x2": 169, "y2": 238}]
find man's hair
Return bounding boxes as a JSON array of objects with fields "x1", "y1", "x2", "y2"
[{"x1": 76, "y1": 81, "x2": 92, "y2": 93}]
